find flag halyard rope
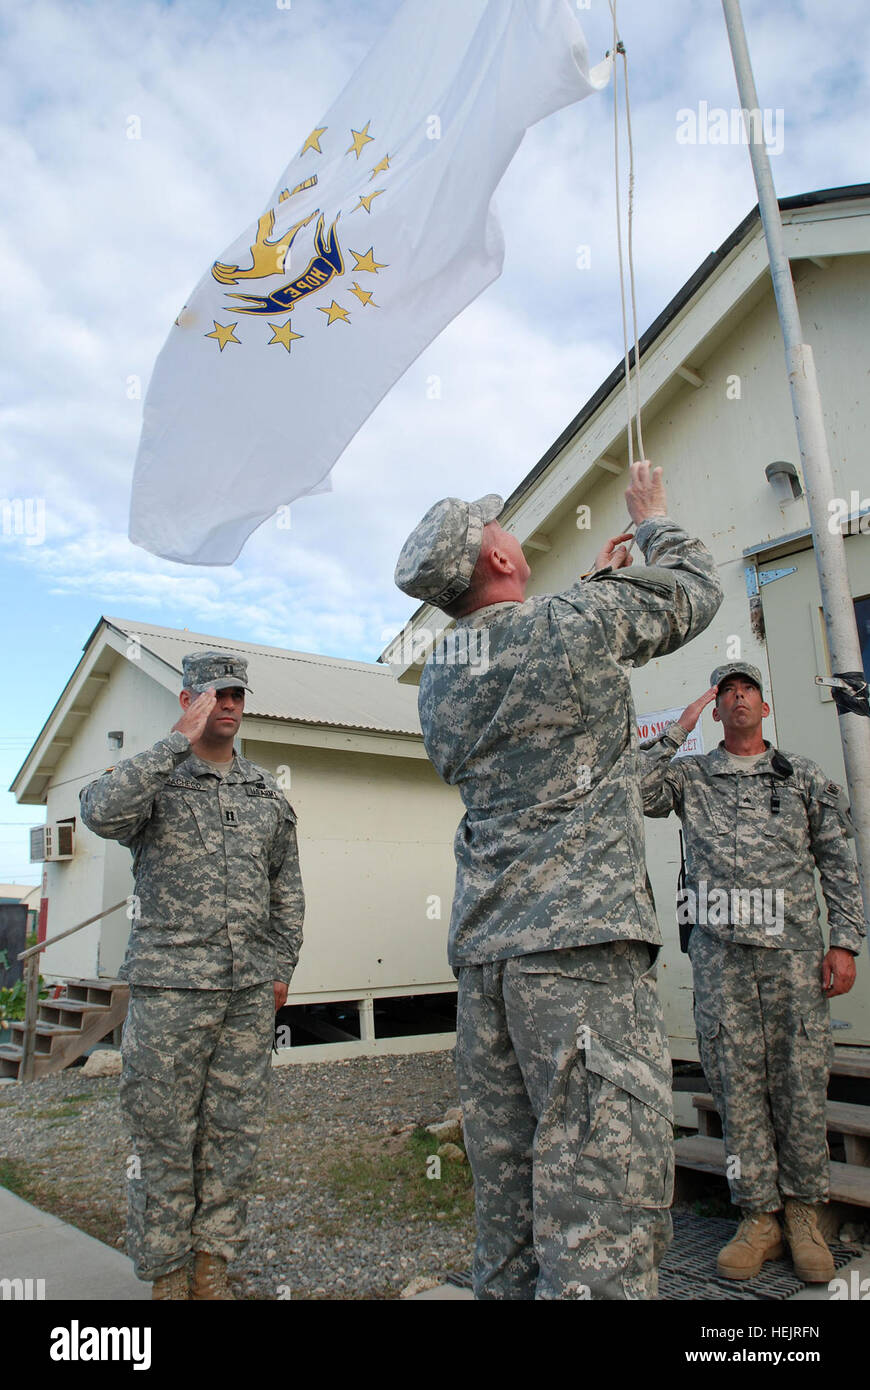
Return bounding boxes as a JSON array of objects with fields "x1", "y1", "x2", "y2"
[{"x1": 608, "y1": 1, "x2": 645, "y2": 469}]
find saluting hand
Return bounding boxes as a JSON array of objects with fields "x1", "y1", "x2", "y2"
[
  {"x1": 172, "y1": 689, "x2": 217, "y2": 743},
  {"x1": 677, "y1": 686, "x2": 718, "y2": 734}
]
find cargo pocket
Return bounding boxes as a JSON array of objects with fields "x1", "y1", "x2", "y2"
[
  {"x1": 798, "y1": 1007, "x2": 833, "y2": 1089},
  {"x1": 574, "y1": 1029, "x2": 673, "y2": 1208},
  {"x1": 692, "y1": 1007, "x2": 726, "y2": 1111}
]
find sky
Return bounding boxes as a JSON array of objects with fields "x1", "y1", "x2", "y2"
[{"x1": 1, "y1": 0, "x2": 869, "y2": 883}]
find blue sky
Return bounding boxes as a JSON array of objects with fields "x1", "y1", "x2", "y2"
[{"x1": 2, "y1": 0, "x2": 869, "y2": 883}]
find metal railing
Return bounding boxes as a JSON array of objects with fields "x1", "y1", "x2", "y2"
[{"x1": 15, "y1": 901, "x2": 127, "y2": 1083}]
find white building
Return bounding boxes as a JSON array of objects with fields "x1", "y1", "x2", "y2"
[
  {"x1": 11, "y1": 617, "x2": 463, "y2": 1060},
  {"x1": 383, "y1": 183, "x2": 870, "y2": 1056}
]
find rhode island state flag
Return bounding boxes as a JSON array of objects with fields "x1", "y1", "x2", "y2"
[{"x1": 129, "y1": 0, "x2": 609, "y2": 565}]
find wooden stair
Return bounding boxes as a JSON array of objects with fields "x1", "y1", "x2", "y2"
[
  {"x1": 674, "y1": 1135, "x2": 870, "y2": 1208},
  {"x1": 692, "y1": 1093, "x2": 870, "y2": 1167},
  {"x1": 676, "y1": 1054, "x2": 870, "y2": 1208},
  {"x1": 0, "y1": 978, "x2": 129, "y2": 1081}
]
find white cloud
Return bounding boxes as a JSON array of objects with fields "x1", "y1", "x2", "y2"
[{"x1": 1, "y1": 0, "x2": 868, "y2": 670}]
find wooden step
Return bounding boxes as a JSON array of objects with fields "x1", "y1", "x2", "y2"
[
  {"x1": 691, "y1": 1093, "x2": 870, "y2": 1164},
  {"x1": 8, "y1": 1021, "x2": 81, "y2": 1056},
  {"x1": 63, "y1": 980, "x2": 126, "y2": 1007},
  {"x1": 37, "y1": 1001, "x2": 111, "y2": 1030},
  {"x1": 831, "y1": 1046, "x2": 870, "y2": 1081},
  {"x1": 63, "y1": 977, "x2": 126, "y2": 988},
  {"x1": 0, "y1": 1044, "x2": 52, "y2": 1081},
  {"x1": 675, "y1": 1135, "x2": 870, "y2": 1207},
  {"x1": 5, "y1": 978, "x2": 129, "y2": 1081}
]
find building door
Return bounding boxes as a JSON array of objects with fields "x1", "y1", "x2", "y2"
[{"x1": 759, "y1": 530, "x2": 870, "y2": 1044}]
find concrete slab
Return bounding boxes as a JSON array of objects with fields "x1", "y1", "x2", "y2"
[{"x1": 0, "y1": 1188, "x2": 150, "y2": 1301}]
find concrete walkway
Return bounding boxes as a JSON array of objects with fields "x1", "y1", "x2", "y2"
[
  {"x1": 1, "y1": 1185, "x2": 867, "y2": 1300},
  {"x1": 0, "y1": 1187, "x2": 149, "y2": 1300}
]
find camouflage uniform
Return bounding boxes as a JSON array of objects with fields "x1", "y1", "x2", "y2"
[
  {"x1": 641, "y1": 675, "x2": 865, "y2": 1211},
  {"x1": 79, "y1": 652, "x2": 304, "y2": 1281},
  {"x1": 395, "y1": 500, "x2": 723, "y2": 1298}
]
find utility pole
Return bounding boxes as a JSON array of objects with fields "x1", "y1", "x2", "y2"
[{"x1": 722, "y1": 0, "x2": 870, "y2": 955}]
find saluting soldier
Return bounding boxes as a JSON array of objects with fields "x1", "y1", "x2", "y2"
[
  {"x1": 394, "y1": 461, "x2": 723, "y2": 1299},
  {"x1": 80, "y1": 651, "x2": 304, "y2": 1300},
  {"x1": 641, "y1": 663, "x2": 864, "y2": 1282}
]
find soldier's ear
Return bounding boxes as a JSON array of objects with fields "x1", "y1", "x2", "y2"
[
  {"x1": 712, "y1": 705, "x2": 721, "y2": 723},
  {"x1": 179, "y1": 689, "x2": 193, "y2": 711},
  {"x1": 761, "y1": 700, "x2": 770, "y2": 717}
]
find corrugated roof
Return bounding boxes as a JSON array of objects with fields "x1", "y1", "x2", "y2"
[{"x1": 104, "y1": 618, "x2": 421, "y2": 737}]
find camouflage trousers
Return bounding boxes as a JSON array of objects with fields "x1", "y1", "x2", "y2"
[
  {"x1": 688, "y1": 928, "x2": 832, "y2": 1210},
  {"x1": 455, "y1": 941, "x2": 674, "y2": 1300},
  {"x1": 120, "y1": 982, "x2": 274, "y2": 1281}
]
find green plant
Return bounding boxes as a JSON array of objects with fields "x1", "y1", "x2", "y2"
[{"x1": 0, "y1": 974, "x2": 48, "y2": 1027}]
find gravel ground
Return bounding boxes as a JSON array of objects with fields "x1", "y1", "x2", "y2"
[{"x1": 0, "y1": 1051, "x2": 473, "y2": 1300}]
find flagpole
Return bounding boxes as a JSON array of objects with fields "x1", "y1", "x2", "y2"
[{"x1": 721, "y1": 0, "x2": 870, "y2": 956}]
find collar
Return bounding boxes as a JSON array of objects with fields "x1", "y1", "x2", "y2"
[
  {"x1": 181, "y1": 751, "x2": 264, "y2": 785},
  {"x1": 458, "y1": 600, "x2": 521, "y2": 626},
  {"x1": 707, "y1": 740, "x2": 775, "y2": 776}
]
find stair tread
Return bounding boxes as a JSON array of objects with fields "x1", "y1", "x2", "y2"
[
  {"x1": 691, "y1": 1094, "x2": 870, "y2": 1137},
  {"x1": 39, "y1": 1000, "x2": 111, "y2": 1014},
  {"x1": 63, "y1": 977, "x2": 127, "y2": 989},
  {"x1": 675, "y1": 1135, "x2": 870, "y2": 1206},
  {"x1": 831, "y1": 1047, "x2": 870, "y2": 1081},
  {"x1": 8, "y1": 1021, "x2": 82, "y2": 1037}
]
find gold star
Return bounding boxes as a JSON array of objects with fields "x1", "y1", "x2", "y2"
[
  {"x1": 318, "y1": 300, "x2": 351, "y2": 326},
  {"x1": 370, "y1": 154, "x2": 391, "y2": 180},
  {"x1": 346, "y1": 121, "x2": 374, "y2": 159},
  {"x1": 268, "y1": 320, "x2": 304, "y2": 352},
  {"x1": 349, "y1": 247, "x2": 388, "y2": 274},
  {"x1": 205, "y1": 321, "x2": 240, "y2": 351},
  {"x1": 301, "y1": 127, "x2": 327, "y2": 156},
  {"x1": 349, "y1": 282, "x2": 377, "y2": 308},
  {"x1": 353, "y1": 189, "x2": 384, "y2": 215}
]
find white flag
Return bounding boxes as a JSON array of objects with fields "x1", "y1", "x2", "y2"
[{"x1": 129, "y1": 0, "x2": 609, "y2": 565}]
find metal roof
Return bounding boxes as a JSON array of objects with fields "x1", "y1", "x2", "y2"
[{"x1": 103, "y1": 618, "x2": 421, "y2": 737}]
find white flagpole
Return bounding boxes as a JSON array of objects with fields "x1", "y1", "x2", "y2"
[{"x1": 722, "y1": 0, "x2": 870, "y2": 955}]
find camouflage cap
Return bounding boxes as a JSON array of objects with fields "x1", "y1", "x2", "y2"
[
  {"x1": 181, "y1": 650, "x2": 252, "y2": 694},
  {"x1": 394, "y1": 494, "x2": 504, "y2": 609},
  {"x1": 710, "y1": 661, "x2": 764, "y2": 697}
]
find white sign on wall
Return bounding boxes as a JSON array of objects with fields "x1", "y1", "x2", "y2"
[{"x1": 636, "y1": 707, "x2": 704, "y2": 758}]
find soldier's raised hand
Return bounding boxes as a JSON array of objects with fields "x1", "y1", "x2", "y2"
[
  {"x1": 172, "y1": 689, "x2": 217, "y2": 743},
  {"x1": 677, "y1": 686, "x2": 718, "y2": 733},
  {"x1": 593, "y1": 531, "x2": 634, "y2": 572},
  {"x1": 625, "y1": 460, "x2": 667, "y2": 527}
]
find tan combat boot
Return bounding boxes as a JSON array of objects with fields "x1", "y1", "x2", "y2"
[
  {"x1": 191, "y1": 1251, "x2": 236, "y2": 1300},
  {"x1": 151, "y1": 1265, "x2": 191, "y2": 1300},
  {"x1": 783, "y1": 1200, "x2": 835, "y2": 1283},
  {"x1": 716, "y1": 1210, "x2": 783, "y2": 1279}
]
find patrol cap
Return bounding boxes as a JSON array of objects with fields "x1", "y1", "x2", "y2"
[
  {"x1": 182, "y1": 650, "x2": 252, "y2": 694},
  {"x1": 394, "y1": 494, "x2": 504, "y2": 609},
  {"x1": 710, "y1": 661, "x2": 764, "y2": 697}
]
